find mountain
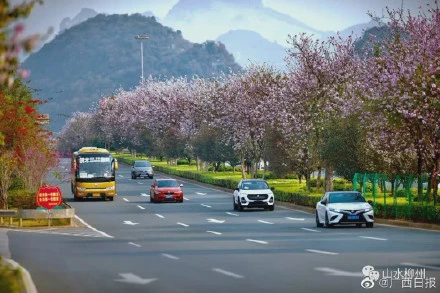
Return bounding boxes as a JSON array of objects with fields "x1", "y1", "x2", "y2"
[
  {"x1": 22, "y1": 13, "x2": 242, "y2": 133},
  {"x1": 162, "y1": 0, "x2": 323, "y2": 46},
  {"x1": 59, "y1": 8, "x2": 98, "y2": 33},
  {"x1": 216, "y1": 30, "x2": 287, "y2": 70}
]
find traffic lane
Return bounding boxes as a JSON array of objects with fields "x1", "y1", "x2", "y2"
[{"x1": 8, "y1": 231, "x2": 167, "y2": 293}]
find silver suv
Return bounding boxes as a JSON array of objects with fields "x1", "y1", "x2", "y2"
[{"x1": 131, "y1": 160, "x2": 154, "y2": 179}]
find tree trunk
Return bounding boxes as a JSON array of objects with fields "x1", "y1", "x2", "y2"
[
  {"x1": 417, "y1": 149, "x2": 423, "y2": 201},
  {"x1": 317, "y1": 167, "x2": 322, "y2": 190},
  {"x1": 324, "y1": 166, "x2": 333, "y2": 192},
  {"x1": 240, "y1": 158, "x2": 246, "y2": 179}
]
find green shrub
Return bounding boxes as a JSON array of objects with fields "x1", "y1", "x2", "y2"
[
  {"x1": 177, "y1": 158, "x2": 189, "y2": 165},
  {"x1": 0, "y1": 257, "x2": 24, "y2": 293},
  {"x1": 8, "y1": 189, "x2": 37, "y2": 209},
  {"x1": 333, "y1": 178, "x2": 352, "y2": 191},
  {"x1": 285, "y1": 173, "x2": 299, "y2": 180}
]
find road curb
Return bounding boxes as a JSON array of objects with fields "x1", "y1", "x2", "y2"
[{"x1": 3, "y1": 257, "x2": 38, "y2": 293}]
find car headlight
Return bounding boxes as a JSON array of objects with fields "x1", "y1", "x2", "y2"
[
  {"x1": 77, "y1": 186, "x2": 86, "y2": 191},
  {"x1": 364, "y1": 208, "x2": 372, "y2": 212},
  {"x1": 105, "y1": 186, "x2": 115, "y2": 190},
  {"x1": 329, "y1": 208, "x2": 341, "y2": 213}
]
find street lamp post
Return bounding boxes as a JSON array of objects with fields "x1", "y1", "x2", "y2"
[{"x1": 134, "y1": 34, "x2": 149, "y2": 84}]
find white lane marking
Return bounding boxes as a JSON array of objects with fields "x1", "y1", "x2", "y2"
[
  {"x1": 196, "y1": 192, "x2": 207, "y2": 195},
  {"x1": 137, "y1": 182, "x2": 143, "y2": 185},
  {"x1": 315, "y1": 267, "x2": 363, "y2": 277},
  {"x1": 74, "y1": 215, "x2": 114, "y2": 238},
  {"x1": 123, "y1": 198, "x2": 129, "y2": 202},
  {"x1": 118, "y1": 175, "x2": 124, "y2": 178},
  {"x1": 207, "y1": 218, "x2": 225, "y2": 223},
  {"x1": 401, "y1": 263, "x2": 440, "y2": 271},
  {"x1": 212, "y1": 268, "x2": 244, "y2": 279},
  {"x1": 277, "y1": 205, "x2": 311, "y2": 214},
  {"x1": 301, "y1": 228, "x2": 321, "y2": 232},
  {"x1": 207, "y1": 231, "x2": 222, "y2": 235},
  {"x1": 128, "y1": 242, "x2": 141, "y2": 248},
  {"x1": 246, "y1": 239, "x2": 268, "y2": 245},
  {"x1": 114, "y1": 273, "x2": 157, "y2": 285},
  {"x1": 286, "y1": 217, "x2": 305, "y2": 221},
  {"x1": 123, "y1": 221, "x2": 139, "y2": 225},
  {"x1": 183, "y1": 197, "x2": 190, "y2": 201},
  {"x1": 140, "y1": 193, "x2": 149, "y2": 197},
  {"x1": 137, "y1": 205, "x2": 145, "y2": 210},
  {"x1": 226, "y1": 212, "x2": 239, "y2": 216},
  {"x1": 155, "y1": 214, "x2": 164, "y2": 218},
  {"x1": 177, "y1": 222, "x2": 189, "y2": 227},
  {"x1": 258, "y1": 220, "x2": 274, "y2": 225},
  {"x1": 359, "y1": 236, "x2": 387, "y2": 241},
  {"x1": 201, "y1": 204, "x2": 212, "y2": 208},
  {"x1": 162, "y1": 253, "x2": 180, "y2": 260},
  {"x1": 306, "y1": 249, "x2": 338, "y2": 255}
]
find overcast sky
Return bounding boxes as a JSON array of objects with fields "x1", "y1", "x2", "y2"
[{"x1": 11, "y1": 0, "x2": 435, "y2": 40}]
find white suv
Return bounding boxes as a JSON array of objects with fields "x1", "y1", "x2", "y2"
[{"x1": 233, "y1": 179, "x2": 275, "y2": 211}]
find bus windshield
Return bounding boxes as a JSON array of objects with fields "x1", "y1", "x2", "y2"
[{"x1": 77, "y1": 154, "x2": 113, "y2": 178}]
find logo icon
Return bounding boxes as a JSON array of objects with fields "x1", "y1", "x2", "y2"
[{"x1": 361, "y1": 265, "x2": 380, "y2": 289}]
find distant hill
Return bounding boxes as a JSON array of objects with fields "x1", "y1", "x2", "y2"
[
  {"x1": 22, "y1": 13, "x2": 242, "y2": 133},
  {"x1": 59, "y1": 8, "x2": 98, "y2": 33},
  {"x1": 163, "y1": 0, "x2": 323, "y2": 45},
  {"x1": 216, "y1": 30, "x2": 287, "y2": 71}
]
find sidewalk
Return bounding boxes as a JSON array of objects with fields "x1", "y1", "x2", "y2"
[{"x1": 0, "y1": 229, "x2": 38, "y2": 293}]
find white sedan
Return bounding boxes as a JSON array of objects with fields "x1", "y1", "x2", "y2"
[{"x1": 316, "y1": 191, "x2": 374, "y2": 228}]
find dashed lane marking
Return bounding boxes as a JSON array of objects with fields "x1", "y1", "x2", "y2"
[
  {"x1": 306, "y1": 249, "x2": 338, "y2": 255},
  {"x1": 212, "y1": 268, "x2": 244, "y2": 279},
  {"x1": 162, "y1": 253, "x2": 180, "y2": 260}
]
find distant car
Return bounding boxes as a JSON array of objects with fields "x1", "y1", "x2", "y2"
[
  {"x1": 150, "y1": 179, "x2": 184, "y2": 203},
  {"x1": 233, "y1": 179, "x2": 275, "y2": 211},
  {"x1": 316, "y1": 191, "x2": 374, "y2": 228},
  {"x1": 131, "y1": 160, "x2": 153, "y2": 179}
]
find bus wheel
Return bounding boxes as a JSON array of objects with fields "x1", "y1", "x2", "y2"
[{"x1": 108, "y1": 197, "x2": 114, "y2": 201}]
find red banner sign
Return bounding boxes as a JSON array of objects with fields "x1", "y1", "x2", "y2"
[{"x1": 36, "y1": 185, "x2": 63, "y2": 209}]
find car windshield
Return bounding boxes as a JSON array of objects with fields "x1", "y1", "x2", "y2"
[
  {"x1": 242, "y1": 181, "x2": 269, "y2": 190},
  {"x1": 157, "y1": 180, "x2": 179, "y2": 188},
  {"x1": 329, "y1": 192, "x2": 366, "y2": 203},
  {"x1": 135, "y1": 161, "x2": 151, "y2": 167}
]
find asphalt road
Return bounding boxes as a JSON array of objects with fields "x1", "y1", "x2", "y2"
[{"x1": 5, "y1": 159, "x2": 440, "y2": 293}]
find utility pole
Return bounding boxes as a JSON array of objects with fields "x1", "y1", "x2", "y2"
[{"x1": 134, "y1": 34, "x2": 149, "y2": 84}]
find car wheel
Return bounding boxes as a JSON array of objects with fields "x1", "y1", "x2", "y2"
[
  {"x1": 233, "y1": 197, "x2": 238, "y2": 210},
  {"x1": 150, "y1": 176, "x2": 154, "y2": 179},
  {"x1": 325, "y1": 212, "x2": 333, "y2": 228},
  {"x1": 108, "y1": 196, "x2": 114, "y2": 201},
  {"x1": 356, "y1": 223, "x2": 362, "y2": 228},
  {"x1": 366, "y1": 222, "x2": 374, "y2": 228},
  {"x1": 268, "y1": 205, "x2": 274, "y2": 211},
  {"x1": 316, "y1": 212, "x2": 324, "y2": 227},
  {"x1": 238, "y1": 200, "x2": 244, "y2": 211}
]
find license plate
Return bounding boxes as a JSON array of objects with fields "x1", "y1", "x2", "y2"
[
  {"x1": 166, "y1": 195, "x2": 173, "y2": 199},
  {"x1": 348, "y1": 215, "x2": 359, "y2": 220}
]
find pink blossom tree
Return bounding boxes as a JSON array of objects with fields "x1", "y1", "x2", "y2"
[{"x1": 361, "y1": 3, "x2": 440, "y2": 200}]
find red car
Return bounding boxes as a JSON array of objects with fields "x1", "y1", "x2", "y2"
[{"x1": 150, "y1": 179, "x2": 184, "y2": 203}]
